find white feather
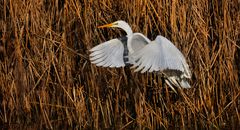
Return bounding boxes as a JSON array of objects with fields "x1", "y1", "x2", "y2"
[
  {"x1": 130, "y1": 35, "x2": 191, "y2": 78},
  {"x1": 90, "y1": 38, "x2": 125, "y2": 68},
  {"x1": 90, "y1": 20, "x2": 192, "y2": 90}
]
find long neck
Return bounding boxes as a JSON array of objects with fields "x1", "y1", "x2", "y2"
[{"x1": 119, "y1": 23, "x2": 133, "y2": 36}]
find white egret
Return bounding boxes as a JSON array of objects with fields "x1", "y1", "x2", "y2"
[{"x1": 89, "y1": 20, "x2": 191, "y2": 91}]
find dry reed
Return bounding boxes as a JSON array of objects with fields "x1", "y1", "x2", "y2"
[{"x1": 0, "y1": 0, "x2": 239, "y2": 129}]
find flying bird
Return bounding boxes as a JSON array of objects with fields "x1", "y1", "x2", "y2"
[{"x1": 89, "y1": 20, "x2": 191, "y2": 92}]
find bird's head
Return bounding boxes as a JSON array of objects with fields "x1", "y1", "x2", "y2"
[{"x1": 98, "y1": 20, "x2": 133, "y2": 35}]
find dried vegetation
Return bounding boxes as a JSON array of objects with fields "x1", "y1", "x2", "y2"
[{"x1": 0, "y1": 0, "x2": 239, "y2": 129}]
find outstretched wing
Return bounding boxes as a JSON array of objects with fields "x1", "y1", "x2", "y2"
[
  {"x1": 90, "y1": 37, "x2": 128, "y2": 68},
  {"x1": 127, "y1": 33, "x2": 151, "y2": 54},
  {"x1": 130, "y1": 35, "x2": 191, "y2": 89},
  {"x1": 126, "y1": 33, "x2": 151, "y2": 64},
  {"x1": 130, "y1": 35, "x2": 191, "y2": 78}
]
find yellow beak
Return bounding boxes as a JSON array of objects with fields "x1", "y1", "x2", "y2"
[{"x1": 97, "y1": 23, "x2": 113, "y2": 28}]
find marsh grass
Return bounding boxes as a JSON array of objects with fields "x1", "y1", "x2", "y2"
[{"x1": 0, "y1": 0, "x2": 239, "y2": 129}]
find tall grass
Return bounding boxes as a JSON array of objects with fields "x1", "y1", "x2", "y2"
[{"x1": 0, "y1": 0, "x2": 239, "y2": 129}]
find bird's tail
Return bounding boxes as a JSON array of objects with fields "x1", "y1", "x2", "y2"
[{"x1": 165, "y1": 76, "x2": 191, "y2": 93}]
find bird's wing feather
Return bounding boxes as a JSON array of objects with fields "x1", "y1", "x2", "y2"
[
  {"x1": 127, "y1": 33, "x2": 151, "y2": 53},
  {"x1": 130, "y1": 35, "x2": 191, "y2": 77},
  {"x1": 126, "y1": 33, "x2": 151, "y2": 65},
  {"x1": 90, "y1": 38, "x2": 126, "y2": 68}
]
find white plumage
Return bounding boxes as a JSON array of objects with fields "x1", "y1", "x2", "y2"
[
  {"x1": 89, "y1": 20, "x2": 192, "y2": 91},
  {"x1": 90, "y1": 38, "x2": 125, "y2": 68}
]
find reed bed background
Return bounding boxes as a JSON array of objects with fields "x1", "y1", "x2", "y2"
[{"x1": 0, "y1": 0, "x2": 239, "y2": 129}]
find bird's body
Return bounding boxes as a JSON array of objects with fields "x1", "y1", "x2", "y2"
[{"x1": 90, "y1": 20, "x2": 191, "y2": 91}]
